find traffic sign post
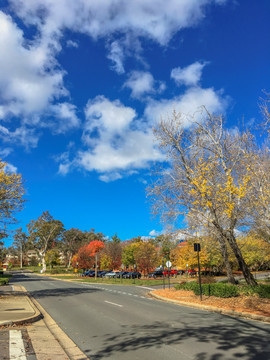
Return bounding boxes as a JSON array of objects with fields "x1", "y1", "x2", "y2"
[
  {"x1": 194, "y1": 243, "x2": 202, "y2": 301},
  {"x1": 166, "y1": 260, "x2": 172, "y2": 289}
]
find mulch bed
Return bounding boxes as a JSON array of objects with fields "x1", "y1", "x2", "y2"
[{"x1": 152, "y1": 288, "x2": 270, "y2": 318}]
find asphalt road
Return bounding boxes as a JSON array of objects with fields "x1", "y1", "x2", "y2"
[{"x1": 11, "y1": 272, "x2": 270, "y2": 360}]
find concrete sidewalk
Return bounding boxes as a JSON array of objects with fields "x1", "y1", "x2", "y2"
[{"x1": 0, "y1": 285, "x2": 88, "y2": 359}]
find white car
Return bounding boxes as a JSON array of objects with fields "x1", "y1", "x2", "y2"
[{"x1": 104, "y1": 271, "x2": 119, "y2": 278}]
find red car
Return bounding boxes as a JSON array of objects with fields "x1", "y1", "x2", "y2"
[{"x1": 163, "y1": 269, "x2": 178, "y2": 276}]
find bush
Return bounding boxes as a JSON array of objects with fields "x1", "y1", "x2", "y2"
[
  {"x1": 0, "y1": 278, "x2": 9, "y2": 285},
  {"x1": 240, "y1": 284, "x2": 270, "y2": 299},
  {"x1": 175, "y1": 281, "x2": 198, "y2": 292},
  {"x1": 209, "y1": 283, "x2": 239, "y2": 298},
  {"x1": 175, "y1": 281, "x2": 239, "y2": 298}
]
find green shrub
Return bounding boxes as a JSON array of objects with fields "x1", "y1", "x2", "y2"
[
  {"x1": 239, "y1": 284, "x2": 270, "y2": 298},
  {"x1": 175, "y1": 281, "x2": 198, "y2": 291},
  {"x1": 209, "y1": 283, "x2": 239, "y2": 298},
  {"x1": 0, "y1": 278, "x2": 9, "y2": 285},
  {"x1": 175, "y1": 281, "x2": 239, "y2": 298},
  {"x1": 254, "y1": 284, "x2": 270, "y2": 299}
]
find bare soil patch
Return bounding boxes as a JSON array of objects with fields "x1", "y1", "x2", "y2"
[{"x1": 152, "y1": 288, "x2": 270, "y2": 318}]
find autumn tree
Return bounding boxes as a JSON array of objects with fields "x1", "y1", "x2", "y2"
[
  {"x1": 102, "y1": 236, "x2": 122, "y2": 270},
  {"x1": 45, "y1": 249, "x2": 60, "y2": 271},
  {"x1": 59, "y1": 228, "x2": 86, "y2": 268},
  {"x1": 121, "y1": 242, "x2": 140, "y2": 268},
  {"x1": 27, "y1": 211, "x2": 64, "y2": 273},
  {"x1": 12, "y1": 228, "x2": 30, "y2": 268},
  {"x1": 0, "y1": 160, "x2": 25, "y2": 234},
  {"x1": 72, "y1": 244, "x2": 91, "y2": 270},
  {"x1": 149, "y1": 108, "x2": 257, "y2": 285},
  {"x1": 134, "y1": 242, "x2": 159, "y2": 275}
]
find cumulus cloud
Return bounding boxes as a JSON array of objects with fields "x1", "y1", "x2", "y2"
[
  {"x1": 10, "y1": 0, "x2": 226, "y2": 45},
  {"x1": 124, "y1": 71, "x2": 155, "y2": 98},
  {"x1": 144, "y1": 87, "x2": 228, "y2": 125},
  {"x1": 171, "y1": 61, "x2": 208, "y2": 87},
  {"x1": 58, "y1": 96, "x2": 164, "y2": 179}
]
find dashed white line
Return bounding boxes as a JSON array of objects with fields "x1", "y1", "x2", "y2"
[
  {"x1": 9, "y1": 330, "x2": 27, "y2": 360},
  {"x1": 137, "y1": 286, "x2": 155, "y2": 290},
  {"x1": 104, "y1": 301, "x2": 123, "y2": 307}
]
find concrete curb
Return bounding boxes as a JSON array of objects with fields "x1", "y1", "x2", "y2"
[
  {"x1": 30, "y1": 297, "x2": 89, "y2": 360},
  {"x1": 0, "y1": 285, "x2": 43, "y2": 326},
  {"x1": 150, "y1": 292, "x2": 270, "y2": 323}
]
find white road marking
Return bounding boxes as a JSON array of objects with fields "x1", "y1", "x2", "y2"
[
  {"x1": 9, "y1": 330, "x2": 27, "y2": 360},
  {"x1": 104, "y1": 301, "x2": 123, "y2": 307},
  {"x1": 137, "y1": 286, "x2": 154, "y2": 290}
]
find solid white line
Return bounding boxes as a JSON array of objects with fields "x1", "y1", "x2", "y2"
[
  {"x1": 104, "y1": 301, "x2": 123, "y2": 307},
  {"x1": 9, "y1": 330, "x2": 27, "y2": 360},
  {"x1": 137, "y1": 286, "x2": 154, "y2": 290}
]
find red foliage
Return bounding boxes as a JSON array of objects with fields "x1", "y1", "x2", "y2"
[
  {"x1": 73, "y1": 241, "x2": 105, "y2": 270},
  {"x1": 87, "y1": 240, "x2": 105, "y2": 256}
]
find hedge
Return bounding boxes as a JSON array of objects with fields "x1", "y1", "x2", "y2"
[
  {"x1": 175, "y1": 281, "x2": 270, "y2": 298},
  {"x1": 0, "y1": 278, "x2": 9, "y2": 285}
]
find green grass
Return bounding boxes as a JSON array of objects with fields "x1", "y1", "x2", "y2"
[{"x1": 49, "y1": 275, "x2": 178, "y2": 286}]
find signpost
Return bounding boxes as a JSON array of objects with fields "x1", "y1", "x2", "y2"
[
  {"x1": 194, "y1": 243, "x2": 202, "y2": 301},
  {"x1": 166, "y1": 260, "x2": 172, "y2": 289}
]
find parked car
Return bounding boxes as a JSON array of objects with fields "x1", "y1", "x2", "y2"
[
  {"x1": 123, "y1": 271, "x2": 142, "y2": 279},
  {"x1": 188, "y1": 269, "x2": 197, "y2": 276},
  {"x1": 116, "y1": 271, "x2": 129, "y2": 278},
  {"x1": 177, "y1": 270, "x2": 185, "y2": 275},
  {"x1": 82, "y1": 270, "x2": 95, "y2": 277},
  {"x1": 98, "y1": 271, "x2": 109, "y2": 277},
  {"x1": 148, "y1": 270, "x2": 164, "y2": 278},
  {"x1": 104, "y1": 271, "x2": 119, "y2": 278},
  {"x1": 163, "y1": 269, "x2": 178, "y2": 276}
]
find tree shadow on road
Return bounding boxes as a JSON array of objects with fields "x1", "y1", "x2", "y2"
[{"x1": 85, "y1": 312, "x2": 270, "y2": 360}]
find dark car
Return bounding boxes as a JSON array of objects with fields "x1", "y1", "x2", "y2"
[
  {"x1": 116, "y1": 271, "x2": 129, "y2": 278},
  {"x1": 123, "y1": 271, "x2": 141, "y2": 279},
  {"x1": 148, "y1": 270, "x2": 164, "y2": 278},
  {"x1": 98, "y1": 271, "x2": 109, "y2": 277},
  {"x1": 82, "y1": 270, "x2": 95, "y2": 277}
]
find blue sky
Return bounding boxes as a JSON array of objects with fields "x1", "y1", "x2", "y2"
[{"x1": 1, "y1": 0, "x2": 270, "y2": 246}]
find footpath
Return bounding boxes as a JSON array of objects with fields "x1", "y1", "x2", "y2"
[{"x1": 0, "y1": 285, "x2": 89, "y2": 360}]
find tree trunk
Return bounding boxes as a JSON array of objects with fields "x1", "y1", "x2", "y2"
[
  {"x1": 217, "y1": 237, "x2": 236, "y2": 284},
  {"x1": 226, "y1": 233, "x2": 257, "y2": 286},
  {"x1": 40, "y1": 253, "x2": 46, "y2": 273}
]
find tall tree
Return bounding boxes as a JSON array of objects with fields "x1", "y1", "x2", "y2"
[
  {"x1": 148, "y1": 109, "x2": 257, "y2": 285},
  {"x1": 134, "y1": 242, "x2": 159, "y2": 275},
  {"x1": 27, "y1": 211, "x2": 64, "y2": 273},
  {"x1": 12, "y1": 228, "x2": 29, "y2": 268},
  {"x1": 59, "y1": 228, "x2": 86, "y2": 268},
  {"x1": 0, "y1": 160, "x2": 25, "y2": 234}
]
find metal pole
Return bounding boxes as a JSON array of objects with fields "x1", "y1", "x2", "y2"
[{"x1": 197, "y1": 250, "x2": 202, "y2": 301}]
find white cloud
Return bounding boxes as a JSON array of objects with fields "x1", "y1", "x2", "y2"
[
  {"x1": 171, "y1": 61, "x2": 208, "y2": 87},
  {"x1": 107, "y1": 41, "x2": 125, "y2": 74},
  {"x1": 58, "y1": 96, "x2": 164, "y2": 179},
  {"x1": 10, "y1": 0, "x2": 226, "y2": 45},
  {"x1": 49, "y1": 103, "x2": 80, "y2": 133},
  {"x1": 4, "y1": 162, "x2": 17, "y2": 173},
  {"x1": 0, "y1": 12, "x2": 66, "y2": 118},
  {"x1": 66, "y1": 40, "x2": 78, "y2": 48},
  {"x1": 144, "y1": 87, "x2": 228, "y2": 125},
  {"x1": 149, "y1": 230, "x2": 162, "y2": 237},
  {"x1": 124, "y1": 71, "x2": 155, "y2": 98}
]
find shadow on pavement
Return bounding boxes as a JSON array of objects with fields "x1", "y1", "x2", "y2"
[{"x1": 86, "y1": 313, "x2": 270, "y2": 360}]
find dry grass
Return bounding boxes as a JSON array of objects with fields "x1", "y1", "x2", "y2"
[{"x1": 152, "y1": 288, "x2": 270, "y2": 318}]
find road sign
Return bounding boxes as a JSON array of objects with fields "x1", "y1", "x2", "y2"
[
  {"x1": 166, "y1": 260, "x2": 172, "y2": 268},
  {"x1": 194, "y1": 243, "x2": 201, "y2": 252}
]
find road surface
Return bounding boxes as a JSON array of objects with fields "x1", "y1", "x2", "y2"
[{"x1": 11, "y1": 272, "x2": 270, "y2": 360}]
